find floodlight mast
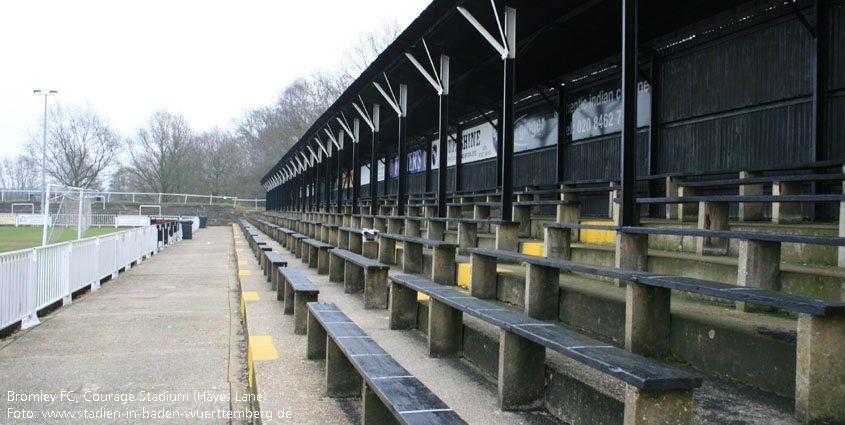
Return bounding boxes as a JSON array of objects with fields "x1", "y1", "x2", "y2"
[{"x1": 33, "y1": 89, "x2": 57, "y2": 216}]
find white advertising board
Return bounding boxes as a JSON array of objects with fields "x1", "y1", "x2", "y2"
[
  {"x1": 432, "y1": 121, "x2": 497, "y2": 169},
  {"x1": 16, "y1": 214, "x2": 50, "y2": 226},
  {"x1": 117, "y1": 215, "x2": 151, "y2": 227}
]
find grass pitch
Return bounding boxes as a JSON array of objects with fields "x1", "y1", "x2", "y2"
[{"x1": 0, "y1": 226, "x2": 130, "y2": 253}]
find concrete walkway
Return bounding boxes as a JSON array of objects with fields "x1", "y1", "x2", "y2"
[{"x1": 0, "y1": 226, "x2": 250, "y2": 424}]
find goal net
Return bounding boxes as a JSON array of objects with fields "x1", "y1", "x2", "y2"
[{"x1": 43, "y1": 184, "x2": 92, "y2": 245}]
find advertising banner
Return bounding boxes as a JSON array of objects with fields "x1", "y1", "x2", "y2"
[
  {"x1": 16, "y1": 214, "x2": 50, "y2": 226},
  {"x1": 117, "y1": 215, "x2": 151, "y2": 227},
  {"x1": 569, "y1": 80, "x2": 651, "y2": 141},
  {"x1": 388, "y1": 146, "x2": 427, "y2": 178},
  {"x1": 514, "y1": 104, "x2": 558, "y2": 152},
  {"x1": 432, "y1": 121, "x2": 497, "y2": 169},
  {"x1": 388, "y1": 155, "x2": 399, "y2": 179},
  {"x1": 360, "y1": 165, "x2": 370, "y2": 186}
]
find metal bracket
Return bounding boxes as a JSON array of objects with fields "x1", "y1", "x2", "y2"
[
  {"x1": 457, "y1": 5, "x2": 508, "y2": 58},
  {"x1": 374, "y1": 81, "x2": 402, "y2": 116},
  {"x1": 788, "y1": 2, "x2": 815, "y2": 36}
]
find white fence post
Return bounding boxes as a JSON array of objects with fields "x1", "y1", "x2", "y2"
[
  {"x1": 92, "y1": 239, "x2": 101, "y2": 291},
  {"x1": 63, "y1": 244, "x2": 72, "y2": 306},
  {"x1": 21, "y1": 252, "x2": 40, "y2": 329}
]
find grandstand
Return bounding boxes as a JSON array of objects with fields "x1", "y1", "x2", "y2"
[{"x1": 257, "y1": 0, "x2": 845, "y2": 424}]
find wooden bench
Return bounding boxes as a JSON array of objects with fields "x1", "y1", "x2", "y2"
[
  {"x1": 544, "y1": 222, "x2": 620, "y2": 260},
  {"x1": 301, "y1": 238, "x2": 333, "y2": 275},
  {"x1": 617, "y1": 225, "x2": 845, "y2": 306},
  {"x1": 263, "y1": 251, "x2": 288, "y2": 290},
  {"x1": 278, "y1": 228, "x2": 294, "y2": 248},
  {"x1": 338, "y1": 226, "x2": 374, "y2": 256},
  {"x1": 276, "y1": 267, "x2": 318, "y2": 334},
  {"x1": 291, "y1": 234, "x2": 307, "y2": 258},
  {"x1": 623, "y1": 194, "x2": 845, "y2": 252},
  {"x1": 319, "y1": 223, "x2": 338, "y2": 245},
  {"x1": 425, "y1": 217, "x2": 521, "y2": 254},
  {"x1": 388, "y1": 274, "x2": 701, "y2": 420},
  {"x1": 301, "y1": 219, "x2": 320, "y2": 238},
  {"x1": 306, "y1": 302, "x2": 466, "y2": 424},
  {"x1": 467, "y1": 247, "x2": 845, "y2": 422},
  {"x1": 512, "y1": 200, "x2": 580, "y2": 237},
  {"x1": 329, "y1": 248, "x2": 390, "y2": 309},
  {"x1": 378, "y1": 233, "x2": 457, "y2": 286}
]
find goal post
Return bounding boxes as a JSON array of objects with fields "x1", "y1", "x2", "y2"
[{"x1": 41, "y1": 184, "x2": 92, "y2": 246}]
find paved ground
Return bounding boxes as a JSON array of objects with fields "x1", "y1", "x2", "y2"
[{"x1": 0, "y1": 227, "x2": 252, "y2": 424}]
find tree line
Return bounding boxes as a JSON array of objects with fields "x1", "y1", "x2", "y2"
[{"x1": 1, "y1": 22, "x2": 400, "y2": 201}]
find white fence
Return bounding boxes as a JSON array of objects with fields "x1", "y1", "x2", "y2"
[
  {"x1": 0, "y1": 225, "x2": 161, "y2": 331},
  {"x1": 0, "y1": 188, "x2": 265, "y2": 208}
]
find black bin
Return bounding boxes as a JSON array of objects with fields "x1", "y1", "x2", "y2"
[
  {"x1": 181, "y1": 221, "x2": 193, "y2": 240},
  {"x1": 198, "y1": 216, "x2": 208, "y2": 228}
]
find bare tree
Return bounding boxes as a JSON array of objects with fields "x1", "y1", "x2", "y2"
[
  {"x1": 25, "y1": 103, "x2": 124, "y2": 189},
  {"x1": 129, "y1": 110, "x2": 195, "y2": 196},
  {"x1": 338, "y1": 19, "x2": 403, "y2": 79},
  {"x1": 196, "y1": 128, "x2": 239, "y2": 196},
  {"x1": 0, "y1": 155, "x2": 38, "y2": 189}
]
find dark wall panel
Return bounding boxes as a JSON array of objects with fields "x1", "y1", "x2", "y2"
[
  {"x1": 830, "y1": 2, "x2": 845, "y2": 90},
  {"x1": 660, "y1": 16, "x2": 813, "y2": 123},
  {"x1": 513, "y1": 147, "x2": 557, "y2": 187},
  {"x1": 660, "y1": 102, "x2": 813, "y2": 173},
  {"x1": 563, "y1": 132, "x2": 649, "y2": 181},
  {"x1": 462, "y1": 159, "x2": 497, "y2": 190}
]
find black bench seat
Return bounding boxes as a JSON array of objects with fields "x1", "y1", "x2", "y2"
[
  {"x1": 329, "y1": 249, "x2": 390, "y2": 309},
  {"x1": 388, "y1": 274, "x2": 701, "y2": 414},
  {"x1": 630, "y1": 194, "x2": 845, "y2": 204},
  {"x1": 301, "y1": 238, "x2": 333, "y2": 274},
  {"x1": 306, "y1": 302, "x2": 466, "y2": 425},
  {"x1": 263, "y1": 251, "x2": 288, "y2": 290},
  {"x1": 512, "y1": 200, "x2": 579, "y2": 206},
  {"x1": 466, "y1": 247, "x2": 845, "y2": 419},
  {"x1": 276, "y1": 267, "x2": 318, "y2": 334},
  {"x1": 338, "y1": 226, "x2": 372, "y2": 254},
  {"x1": 677, "y1": 173, "x2": 845, "y2": 188},
  {"x1": 619, "y1": 226, "x2": 845, "y2": 247},
  {"x1": 378, "y1": 233, "x2": 457, "y2": 285},
  {"x1": 290, "y1": 233, "x2": 307, "y2": 258}
]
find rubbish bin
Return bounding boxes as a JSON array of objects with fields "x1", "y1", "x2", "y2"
[
  {"x1": 181, "y1": 220, "x2": 193, "y2": 240},
  {"x1": 198, "y1": 216, "x2": 207, "y2": 228}
]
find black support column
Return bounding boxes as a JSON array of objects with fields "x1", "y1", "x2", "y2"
[
  {"x1": 556, "y1": 88, "x2": 568, "y2": 182},
  {"x1": 370, "y1": 105, "x2": 380, "y2": 216},
  {"x1": 455, "y1": 126, "x2": 463, "y2": 192},
  {"x1": 397, "y1": 84, "x2": 408, "y2": 217},
  {"x1": 352, "y1": 119, "x2": 361, "y2": 215},
  {"x1": 425, "y1": 137, "x2": 432, "y2": 193},
  {"x1": 336, "y1": 131, "x2": 343, "y2": 214},
  {"x1": 500, "y1": 7, "x2": 516, "y2": 222},
  {"x1": 438, "y1": 55, "x2": 450, "y2": 218},
  {"x1": 620, "y1": 0, "x2": 639, "y2": 227}
]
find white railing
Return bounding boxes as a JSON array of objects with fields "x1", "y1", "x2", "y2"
[
  {"x1": 0, "y1": 225, "x2": 160, "y2": 331},
  {"x1": 0, "y1": 188, "x2": 265, "y2": 208}
]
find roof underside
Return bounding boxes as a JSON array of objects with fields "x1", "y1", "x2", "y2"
[{"x1": 262, "y1": 0, "x2": 753, "y2": 184}]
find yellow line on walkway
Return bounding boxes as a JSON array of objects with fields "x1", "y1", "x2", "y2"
[
  {"x1": 242, "y1": 291, "x2": 259, "y2": 301},
  {"x1": 239, "y1": 269, "x2": 251, "y2": 276},
  {"x1": 238, "y1": 260, "x2": 248, "y2": 265},
  {"x1": 249, "y1": 336, "x2": 279, "y2": 360},
  {"x1": 236, "y1": 248, "x2": 244, "y2": 252}
]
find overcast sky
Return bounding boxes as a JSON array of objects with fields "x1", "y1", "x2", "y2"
[{"x1": 0, "y1": 0, "x2": 430, "y2": 159}]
